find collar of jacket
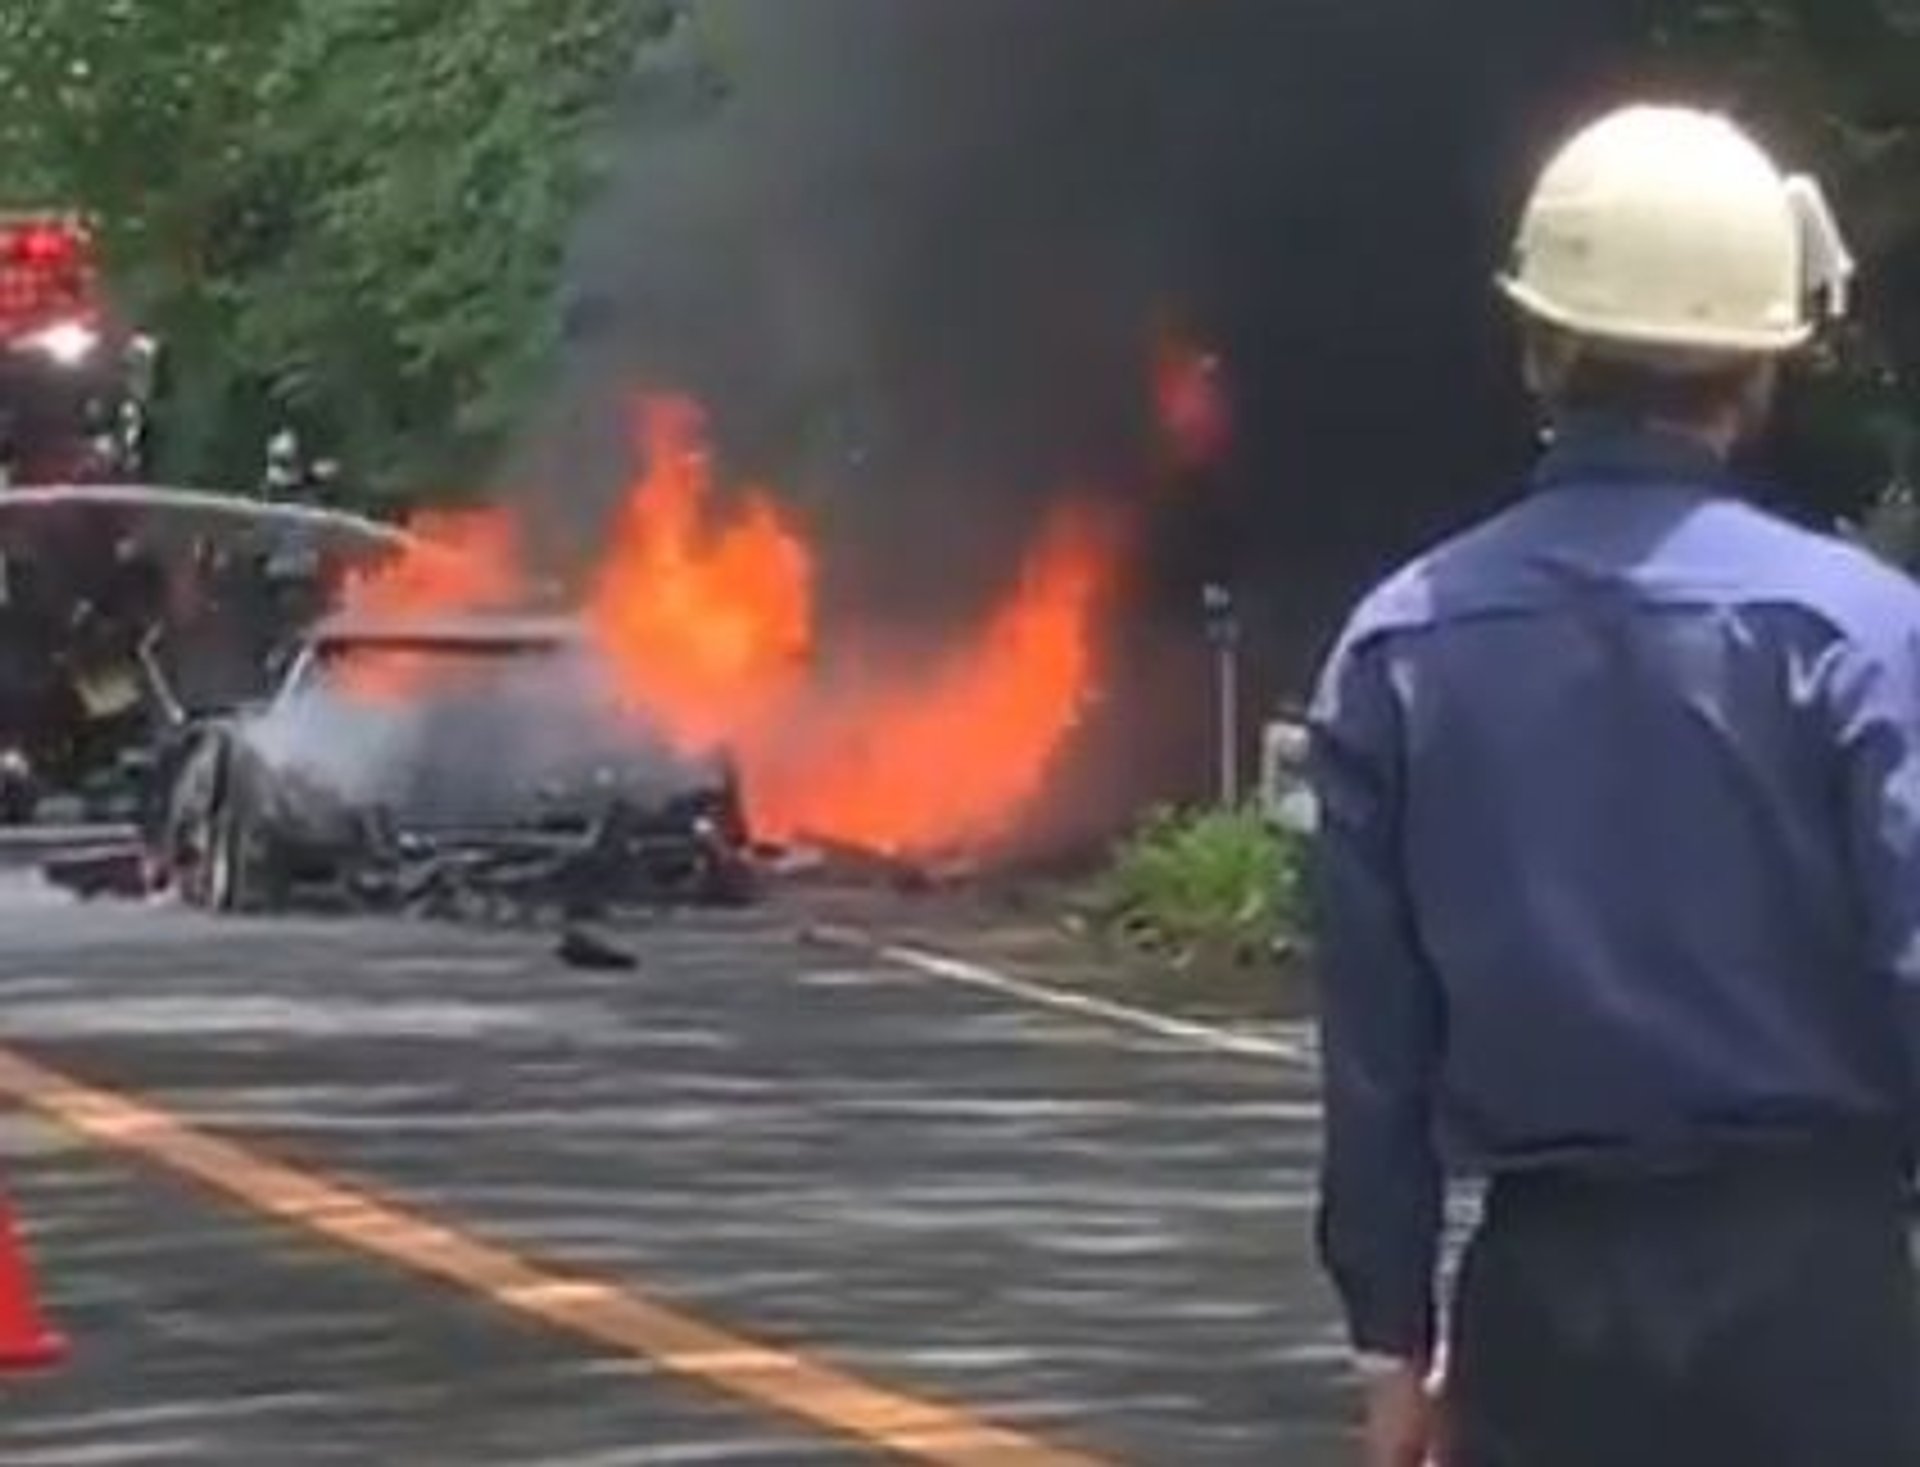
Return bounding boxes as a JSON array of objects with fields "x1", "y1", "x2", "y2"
[{"x1": 1531, "y1": 414, "x2": 1736, "y2": 496}]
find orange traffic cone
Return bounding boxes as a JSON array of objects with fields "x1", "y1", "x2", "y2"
[{"x1": 0, "y1": 1192, "x2": 66, "y2": 1371}]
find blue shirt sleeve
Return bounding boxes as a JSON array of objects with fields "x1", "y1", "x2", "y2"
[
  {"x1": 1307, "y1": 629, "x2": 1445, "y2": 1362},
  {"x1": 1826, "y1": 615, "x2": 1920, "y2": 1127}
]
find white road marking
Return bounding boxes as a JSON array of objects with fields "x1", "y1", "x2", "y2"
[{"x1": 803, "y1": 925, "x2": 1319, "y2": 1068}]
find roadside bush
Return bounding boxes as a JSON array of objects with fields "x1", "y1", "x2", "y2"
[{"x1": 1091, "y1": 804, "x2": 1306, "y2": 966}]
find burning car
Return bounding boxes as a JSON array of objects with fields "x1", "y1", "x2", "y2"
[{"x1": 147, "y1": 608, "x2": 756, "y2": 915}]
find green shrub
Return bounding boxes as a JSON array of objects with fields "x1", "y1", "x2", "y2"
[{"x1": 1092, "y1": 804, "x2": 1306, "y2": 963}]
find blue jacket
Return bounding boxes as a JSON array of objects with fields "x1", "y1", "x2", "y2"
[{"x1": 1308, "y1": 422, "x2": 1920, "y2": 1359}]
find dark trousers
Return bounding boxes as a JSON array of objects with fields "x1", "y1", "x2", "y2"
[{"x1": 1447, "y1": 1152, "x2": 1920, "y2": 1467}]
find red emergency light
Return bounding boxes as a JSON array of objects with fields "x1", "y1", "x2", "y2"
[
  {"x1": 0, "y1": 217, "x2": 97, "y2": 339},
  {"x1": 9, "y1": 225, "x2": 79, "y2": 268}
]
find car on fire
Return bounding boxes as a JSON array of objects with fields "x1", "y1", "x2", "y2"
[{"x1": 145, "y1": 608, "x2": 756, "y2": 915}]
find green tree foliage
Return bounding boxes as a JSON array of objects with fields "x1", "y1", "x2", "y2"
[
  {"x1": 1638, "y1": 2, "x2": 1920, "y2": 279},
  {"x1": 1637, "y1": 1, "x2": 1920, "y2": 538},
  {"x1": 0, "y1": 0, "x2": 699, "y2": 504}
]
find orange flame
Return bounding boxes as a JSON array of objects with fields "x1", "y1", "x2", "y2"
[
  {"x1": 336, "y1": 506, "x2": 526, "y2": 700},
  {"x1": 312, "y1": 393, "x2": 1118, "y2": 856},
  {"x1": 583, "y1": 397, "x2": 1118, "y2": 855},
  {"x1": 341, "y1": 507, "x2": 525, "y2": 619},
  {"x1": 744, "y1": 505, "x2": 1118, "y2": 854},
  {"x1": 586, "y1": 397, "x2": 814, "y2": 752}
]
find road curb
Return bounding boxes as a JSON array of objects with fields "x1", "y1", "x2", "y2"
[{"x1": 799, "y1": 922, "x2": 1316, "y2": 1066}]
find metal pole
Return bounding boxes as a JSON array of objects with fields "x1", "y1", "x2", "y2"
[
  {"x1": 1202, "y1": 583, "x2": 1240, "y2": 809},
  {"x1": 1218, "y1": 640, "x2": 1239, "y2": 807}
]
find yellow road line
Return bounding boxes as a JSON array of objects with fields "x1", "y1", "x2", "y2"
[{"x1": 0, "y1": 1045, "x2": 1102, "y2": 1466}]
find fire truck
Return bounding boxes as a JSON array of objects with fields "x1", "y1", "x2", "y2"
[
  {"x1": 0, "y1": 213, "x2": 155, "y2": 482},
  {"x1": 0, "y1": 212, "x2": 165, "y2": 820}
]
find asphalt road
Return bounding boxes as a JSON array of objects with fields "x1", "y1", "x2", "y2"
[{"x1": 0, "y1": 875, "x2": 1348, "y2": 1465}]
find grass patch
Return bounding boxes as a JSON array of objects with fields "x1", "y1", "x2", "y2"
[{"x1": 1086, "y1": 804, "x2": 1307, "y2": 972}]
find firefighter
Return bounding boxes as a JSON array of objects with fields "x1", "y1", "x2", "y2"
[{"x1": 1307, "y1": 104, "x2": 1918, "y2": 1466}]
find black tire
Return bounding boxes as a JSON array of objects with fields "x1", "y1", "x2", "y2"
[
  {"x1": 177, "y1": 792, "x2": 249, "y2": 914},
  {"x1": 198, "y1": 797, "x2": 244, "y2": 912},
  {"x1": 212, "y1": 771, "x2": 288, "y2": 914},
  {"x1": 169, "y1": 732, "x2": 230, "y2": 911},
  {"x1": 178, "y1": 739, "x2": 274, "y2": 913}
]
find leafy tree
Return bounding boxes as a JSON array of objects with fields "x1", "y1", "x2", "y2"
[
  {"x1": 1636, "y1": 1, "x2": 1920, "y2": 538},
  {"x1": 1639, "y1": 2, "x2": 1920, "y2": 251},
  {"x1": 0, "y1": 0, "x2": 704, "y2": 504}
]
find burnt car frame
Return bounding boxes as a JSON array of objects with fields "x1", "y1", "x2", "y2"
[{"x1": 147, "y1": 609, "x2": 755, "y2": 916}]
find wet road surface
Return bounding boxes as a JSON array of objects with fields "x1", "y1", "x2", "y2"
[{"x1": 0, "y1": 879, "x2": 1348, "y2": 1464}]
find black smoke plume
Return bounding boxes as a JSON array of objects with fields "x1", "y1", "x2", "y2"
[{"x1": 510, "y1": 0, "x2": 1632, "y2": 834}]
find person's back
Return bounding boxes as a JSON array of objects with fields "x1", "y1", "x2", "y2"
[
  {"x1": 1357, "y1": 424, "x2": 1920, "y2": 1170},
  {"x1": 1308, "y1": 104, "x2": 1920, "y2": 1467}
]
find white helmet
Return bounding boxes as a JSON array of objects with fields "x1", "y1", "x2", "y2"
[{"x1": 1500, "y1": 104, "x2": 1857, "y2": 360}]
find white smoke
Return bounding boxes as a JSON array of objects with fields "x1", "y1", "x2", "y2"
[{"x1": 234, "y1": 640, "x2": 725, "y2": 828}]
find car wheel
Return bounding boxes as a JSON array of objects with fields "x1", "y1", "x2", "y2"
[
  {"x1": 200, "y1": 799, "x2": 242, "y2": 911},
  {"x1": 210, "y1": 783, "x2": 290, "y2": 914},
  {"x1": 179, "y1": 742, "x2": 265, "y2": 913},
  {"x1": 176, "y1": 784, "x2": 245, "y2": 913}
]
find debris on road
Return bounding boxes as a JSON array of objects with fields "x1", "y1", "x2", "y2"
[
  {"x1": 38, "y1": 842, "x2": 146, "y2": 900},
  {"x1": 555, "y1": 924, "x2": 641, "y2": 972}
]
